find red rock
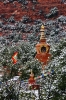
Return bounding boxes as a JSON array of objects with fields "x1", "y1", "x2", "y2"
[{"x1": 0, "y1": 1, "x2": 66, "y2": 21}]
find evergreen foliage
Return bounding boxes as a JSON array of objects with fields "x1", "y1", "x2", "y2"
[{"x1": 0, "y1": 38, "x2": 66, "y2": 100}]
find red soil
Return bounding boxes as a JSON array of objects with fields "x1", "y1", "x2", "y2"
[{"x1": 0, "y1": 0, "x2": 66, "y2": 21}]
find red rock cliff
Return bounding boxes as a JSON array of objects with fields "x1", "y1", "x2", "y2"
[{"x1": 0, "y1": 0, "x2": 66, "y2": 21}]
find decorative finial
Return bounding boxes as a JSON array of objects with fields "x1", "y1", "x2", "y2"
[
  {"x1": 41, "y1": 24, "x2": 45, "y2": 29},
  {"x1": 40, "y1": 25, "x2": 46, "y2": 42},
  {"x1": 30, "y1": 69, "x2": 34, "y2": 77}
]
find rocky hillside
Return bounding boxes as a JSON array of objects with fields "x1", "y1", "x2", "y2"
[
  {"x1": 0, "y1": 0, "x2": 66, "y2": 21},
  {"x1": 0, "y1": 1, "x2": 66, "y2": 100}
]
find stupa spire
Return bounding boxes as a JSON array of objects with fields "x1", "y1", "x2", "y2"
[
  {"x1": 40, "y1": 25, "x2": 46, "y2": 42},
  {"x1": 30, "y1": 69, "x2": 34, "y2": 77}
]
